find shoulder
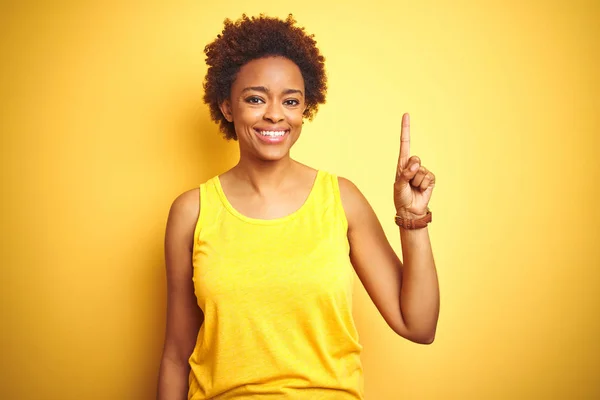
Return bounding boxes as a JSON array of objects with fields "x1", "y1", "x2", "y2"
[
  {"x1": 337, "y1": 176, "x2": 360, "y2": 198},
  {"x1": 166, "y1": 187, "x2": 201, "y2": 250},
  {"x1": 169, "y1": 187, "x2": 200, "y2": 221},
  {"x1": 336, "y1": 176, "x2": 376, "y2": 229}
]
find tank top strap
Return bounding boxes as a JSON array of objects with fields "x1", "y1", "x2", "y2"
[
  {"x1": 308, "y1": 170, "x2": 349, "y2": 233},
  {"x1": 193, "y1": 177, "x2": 221, "y2": 245}
]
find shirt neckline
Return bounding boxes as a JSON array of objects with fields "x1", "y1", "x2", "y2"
[{"x1": 213, "y1": 170, "x2": 322, "y2": 225}]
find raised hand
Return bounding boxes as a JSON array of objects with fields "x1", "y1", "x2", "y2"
[{"x1": 394, "y1": 113, "x2": 435, "y2": 218}]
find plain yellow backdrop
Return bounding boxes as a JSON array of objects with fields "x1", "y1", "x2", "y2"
[{"x1": 1, "y1": 1, "x2": 598, "y2": 399}]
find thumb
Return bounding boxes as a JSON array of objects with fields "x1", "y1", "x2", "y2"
[{"x1": 397, "y1": 160, "x2": 420, "y2": 182}]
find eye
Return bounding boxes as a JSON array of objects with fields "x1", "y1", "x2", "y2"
[
  {"x1": 245, "y1": 96, "x2": 265, "y2": 104},
  {"x1": 284, "y1": 99, "x2": 300, "y2": 106}
]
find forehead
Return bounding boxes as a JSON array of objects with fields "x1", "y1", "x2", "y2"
[{"x1": 233, "y1": 56, "x2": 304, "y2": 91}]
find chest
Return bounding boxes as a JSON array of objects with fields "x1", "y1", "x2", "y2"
[
  {"x1": 192, "y1": 219, "x2": 353, "y2": 310},
  {"x1": 223, "y1": 189, "x2": 310, "y2": 220}
]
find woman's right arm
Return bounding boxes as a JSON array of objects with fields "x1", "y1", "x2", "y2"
[{"x1": 157, "y1": 189, "x2": 204, "y2": 400}]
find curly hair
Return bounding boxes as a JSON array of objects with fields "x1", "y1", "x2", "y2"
[{"x1": 203, "y1": 14, "x2": 327, "y2": 140}]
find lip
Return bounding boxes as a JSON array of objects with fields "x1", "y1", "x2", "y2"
[{"x1": 254, "y1": 128, "x2": 289, "y2": 144}]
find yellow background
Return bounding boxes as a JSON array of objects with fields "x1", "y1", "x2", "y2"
[{"x1": 1, "y1": 1, "x2": 598, "y2": 399}]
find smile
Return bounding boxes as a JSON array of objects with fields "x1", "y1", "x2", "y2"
[
  {"x1": 256, "y1": 130, "x2": 287, "y2": 137},
  {"x1": 254, "y1": 129, "x2": 289, "y2": 144}
]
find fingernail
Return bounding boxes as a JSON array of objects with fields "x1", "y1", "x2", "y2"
[{"x1": 411, "y1": 163, "x2": 419, "y2": 171}]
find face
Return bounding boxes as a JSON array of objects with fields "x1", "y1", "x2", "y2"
[{"x1": 220, "y1": 56, "x2": 306, "y2": 162}]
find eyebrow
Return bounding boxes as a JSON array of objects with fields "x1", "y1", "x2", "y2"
[{"x1": 241, "y1": 86, "x2": 304, "y2": 96}]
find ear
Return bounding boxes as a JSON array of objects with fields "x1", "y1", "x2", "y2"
[{"x1": 219, "y1": 100, "x2": 233, "y2": 122}]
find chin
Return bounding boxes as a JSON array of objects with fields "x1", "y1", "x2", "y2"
[{"x1": 256, "y1": 149, "x2": 290, "y2": 162}]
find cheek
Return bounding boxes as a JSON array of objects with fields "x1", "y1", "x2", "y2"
[
  {"x1": 288, "y1": 110, "x2": 305, "y2": 126},
  {"x1": 234, "y1": 106, "x2": 262, "y2": 122}
]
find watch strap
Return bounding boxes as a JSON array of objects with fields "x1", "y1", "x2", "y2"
[{"x1": 395, "y1": 210, "x2": 432, "y2": 229}]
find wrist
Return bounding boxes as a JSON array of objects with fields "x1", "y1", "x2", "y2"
[
  {"x1": 395, "y1": 208, "x2": 432, "y2": 230},
  {"x1": 395, "y1": 208, "x2": 429, "y2": 219}
]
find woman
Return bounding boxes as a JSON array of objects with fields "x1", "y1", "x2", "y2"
[{"x1": 157, "y1": 14, "x2": 439, "y2": 400}]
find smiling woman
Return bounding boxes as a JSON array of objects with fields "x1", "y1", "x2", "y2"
[{"x1": 156, "y1": 14, "x2": 439, "y2": 400}]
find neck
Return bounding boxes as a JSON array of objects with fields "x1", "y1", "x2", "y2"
[{"x1": 232, "y1": 155, "x2": 297, "y2": 195}]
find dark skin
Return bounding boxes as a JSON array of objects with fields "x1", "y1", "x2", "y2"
[{"x1": 157, "y1": 56, "x2": 439, "y2": 400}]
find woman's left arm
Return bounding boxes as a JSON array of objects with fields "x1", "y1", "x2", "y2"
[{"x1": 339, "y1": 113, "x2": 439, "y2": 344}]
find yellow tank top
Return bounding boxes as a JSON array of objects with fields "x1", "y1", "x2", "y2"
[{"x1": 188, "y1": 170, "x2": 364, "y2": 399}]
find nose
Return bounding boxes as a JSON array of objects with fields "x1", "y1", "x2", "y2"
[{"x1": 263, "y1": 102, "x2": 284, "y2": 123}]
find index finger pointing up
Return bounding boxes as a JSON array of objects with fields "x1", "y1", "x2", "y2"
[{"x1": 399, "y1": 113, "x2": 411, "y2": 169}]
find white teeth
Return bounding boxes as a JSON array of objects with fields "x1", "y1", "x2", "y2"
[{"x1": 258, "y1": 130, "x2": 286, "y2": 137}]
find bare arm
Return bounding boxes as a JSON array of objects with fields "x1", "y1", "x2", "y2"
[
  {"x1": 339, "y1": 113, "x2": 439, "y2": 344},
  {"x1": 340, "y1": 179, "x2": 439, "y2": 344},
  {"x1": 157, "y1": 189, "x2": 204, "y2": 399}
]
